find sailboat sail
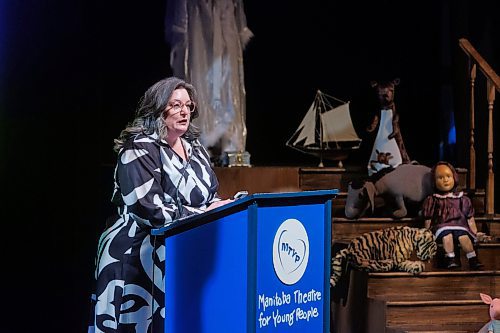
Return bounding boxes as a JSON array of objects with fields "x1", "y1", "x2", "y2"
[
  {"x1": 286, "y1": 90, "x2": 361, "y2": 165},
  {"x1": 321, "y1": 103, "x2": 360, "y2": 144},
  {"x1": 291, "y1": 100, "x2": 316, "y2": 147}
]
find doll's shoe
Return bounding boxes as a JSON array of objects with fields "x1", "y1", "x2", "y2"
[
  {"x1": 445, "y1": 257, "x2": 459, "y2": 269},
  {"x1": 468, "y1": 257, "x2": 484, "y2": 270}
]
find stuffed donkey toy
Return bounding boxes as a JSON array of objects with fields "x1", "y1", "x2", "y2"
[{"x1": 345, "y1": 163, "x2": 433, "y2": 219}]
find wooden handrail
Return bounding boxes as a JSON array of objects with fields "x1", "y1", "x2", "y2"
[
  {"x1": 459, "y1": 38, "x2": 498, "y2": 216},
  {"x1": 459, "y1": 38, "x2": 500, "y2": 92}
]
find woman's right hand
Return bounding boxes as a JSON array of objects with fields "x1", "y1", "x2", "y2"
[{"x1": 206, "y1": 199, "x2": 234, "y2": 211}]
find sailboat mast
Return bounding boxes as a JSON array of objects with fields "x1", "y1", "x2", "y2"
[{"x1": 316, "y1": 90, "x2": 324, "y2": 167}]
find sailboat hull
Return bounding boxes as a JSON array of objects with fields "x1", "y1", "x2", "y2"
[{"x1": 289, "y1": 142, "x2": 361, "y2": 162}]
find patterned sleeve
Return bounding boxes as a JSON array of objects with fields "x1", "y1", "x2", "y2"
[
  {"x1": 421, "y1": 195, "x2": 435, "y2": 220},
  {"x1": 194, "y1": 141, "x2": 221, "y2": 205},
  {"x1": 461, "y1": 195, "x2": 475, "y2": 219},
  {"x1": 116, "y1": 138, "x2": 191, "y2": 228}
]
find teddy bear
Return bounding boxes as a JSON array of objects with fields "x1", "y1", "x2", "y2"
[
  {"x1": 479, "y1": 293, "x2": 500, "y2": 333},
  {"x1": 366, "y1": 78, "x2": 411, "y2": 176}
]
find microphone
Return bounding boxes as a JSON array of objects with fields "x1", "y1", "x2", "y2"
[{"x1": 233, "y1": 190, "x2": 248, "y2": 200}]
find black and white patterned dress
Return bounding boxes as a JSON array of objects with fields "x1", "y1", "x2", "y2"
[{"x1": 89, "y1": 133, "x2": 220, "y2": 333}]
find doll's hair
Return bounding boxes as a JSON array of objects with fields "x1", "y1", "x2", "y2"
[{"x1": 430, "y1": 161, "x2": 459, "y2": 193}]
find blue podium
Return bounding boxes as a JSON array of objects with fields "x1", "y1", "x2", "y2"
[{"x1": 152, "y1": 189, "x2": 338, "y2": 333}]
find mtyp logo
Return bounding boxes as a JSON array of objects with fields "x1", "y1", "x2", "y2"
[{"x1": 272, "y1": 218, "x2": 309, "y2": 285}]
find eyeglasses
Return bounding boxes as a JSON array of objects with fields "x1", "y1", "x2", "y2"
[{"x1": 166, "y1": 100, "x2": 196, "y2": 115}]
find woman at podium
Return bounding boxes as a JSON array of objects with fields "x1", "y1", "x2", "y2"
[{"x1": 88, "y1": 77, "x2": 233, "y2": 333}]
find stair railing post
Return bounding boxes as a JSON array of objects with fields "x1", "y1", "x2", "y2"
[
  {"x1": 469, "y1": 62, "x2": 477, "y2": 191},
  {"x1": 486, "y1": 79, "x2": 496, "y2": 216}
]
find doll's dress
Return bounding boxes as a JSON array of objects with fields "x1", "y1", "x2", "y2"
[
  {"x1": 422, "y1": 191, "x2": 476, "y2": 241},
  {"x1": 367, "y1": 109, "x2": 402, "y2": 176}
]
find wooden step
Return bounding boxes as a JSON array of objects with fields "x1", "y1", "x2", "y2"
[
  {"x1": 299, "y1": 166, "x2": 366, "y2": 192},
  {"x1": 384, "y1": 302, "x2": 488, "y2": 331},
  {"x1": 332, "y1": 216, "x2": 500, "y2": 243},
  {"x1": 385, "y1": 322, "x2": 486, "y2": 333},
  {"x1": 386, "y1": 324, "x2": 477, "y2": 333},
  {"x1": 366, "y1": 270, "x2": 498, "y2": 332},
  {"x1": 299, "y1": 165, "x2": 469, "y2": 193},
  {"x1": 476, "y1": 215, "x2": 500, "y2": 237},
  {"x1": 214, "y1": 166, "x2": 301, "y2": 198},
  {"x1": 431, "y1": 243, "x2": 500, "y2": 270},
  {"x1": 367, "y1": 271, "x2": 500, "y2": 302},
  {"x1": 332, "y1": 189, "x2": 486, "y2": 218},
  {"x1": 331, "y1": 192, "x2": 414, "y2": 217},
  {"x1": 368, "y1": 296, "x2": 490, "y2": 332},
  {"x1": 425, "y1": 243, "x2": 498, "y2": 270}
]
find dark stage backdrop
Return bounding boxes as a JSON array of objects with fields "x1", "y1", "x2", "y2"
[{"x1": 1, "y1": 0, "x2": 498, "y2": 332}]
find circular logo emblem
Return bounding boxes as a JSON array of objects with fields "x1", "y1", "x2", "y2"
[{"x1": 272, "y1": 218, "x2": 309, "y2": 285}]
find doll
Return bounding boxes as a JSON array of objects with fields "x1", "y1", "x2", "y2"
[
  {"x1": 480, "y1": 293, "x2": 500, "y2": 333},
  {"x1": 422, "y1": 161, "x2": 483, "y2": 270}
]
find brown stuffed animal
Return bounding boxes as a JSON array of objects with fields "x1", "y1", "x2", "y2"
[
  {"x1": 367, "y1": 78, "x2": 411, "y2": 175},
  {"x1": 369, "y1": 149, "x2": 393, "y2": 173}
]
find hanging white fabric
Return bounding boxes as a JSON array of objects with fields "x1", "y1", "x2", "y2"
[{"x1": 165, "y1": 0, "x2": 253, "y2": 155}]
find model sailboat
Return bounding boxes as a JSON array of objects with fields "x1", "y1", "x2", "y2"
[{"x1": 286, "y1": 90, "x2": 362, "y2": 168}]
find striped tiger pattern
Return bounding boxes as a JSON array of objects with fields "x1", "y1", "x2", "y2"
[{"x1": 330, "y1": 226, "x2": 437, "y2": 287}]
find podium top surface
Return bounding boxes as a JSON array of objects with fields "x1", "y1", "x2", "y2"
[{"x1": 151, "y1": 189, "x2": 338, "y2": 236}]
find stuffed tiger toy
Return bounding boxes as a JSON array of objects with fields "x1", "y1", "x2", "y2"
[{"x1": 330, "y1": 226, "x2": 437, "y2": 287}]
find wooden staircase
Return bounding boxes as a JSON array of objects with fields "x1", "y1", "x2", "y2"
[
  {"x1": 330, "y1": 214, "x2": 499, "y2": 333},
  {"x1": 215, "y1": 165, "x2": 500, "y2": 332},
  {"x1": 323, "y1": 170, "x2": 500, "y2": 333}
]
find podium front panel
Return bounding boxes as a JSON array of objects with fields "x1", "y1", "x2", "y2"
[
  {"x1": 159, "y1": 191, "x2": 334, "y2": 333},
  {"x1": 255, "y1": 203, "x2": 329, "y2": 332},
  {"x1": 165, "y1": 209, "x2": 249, "y2": 332}
]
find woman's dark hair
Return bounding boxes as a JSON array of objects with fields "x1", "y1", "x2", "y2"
[
  {"x1": 431, "y1": 161, "x2": 459, "y2": 193},
  {"x1": 113, "y1": 77, "x2": 200, "y2": 152}
]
